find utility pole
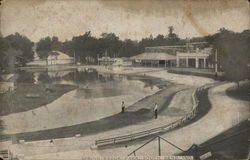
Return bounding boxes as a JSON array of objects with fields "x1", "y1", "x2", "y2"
[
  {"x1": 97, "y1": 54, "x2": 99, "y2": 65},
  {"x1": 105, "y1": 50, "x2": 108, "y2": 68},
  {"x1": 215, "y1": 49, "x2": 218, "y2": 74},
  {"x1": 74, "y1": 50, "x2": 76, "y2": 64}
]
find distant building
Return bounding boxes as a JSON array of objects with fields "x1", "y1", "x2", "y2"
[
  {"x1": 97, "y1": 57, "x2": 132, "y2": 66},
  {"x1": 97, "y1": 56, "x2": 115, "y2": 66},
  {"x1": 131, "y1": 42, "x2": 213, "y2": 68},
  {"x1": 176, "y1": 46, "x2": 212, "y2": 68},
  {"x1": 27, "y1": 51, "x2": 74, "y2": 66},
  {"x1": 47, "y1": 51, "x2": 74, "y2": 65},
  {"x1": 113, "y1": 58, "x2": 133, "y2": 66},
  {"x1": 97, "y1": 42, "x2": 212, "y2": 69},
  {"x1": 130, "y1": 52, "x2": 176, "y2": 67}
]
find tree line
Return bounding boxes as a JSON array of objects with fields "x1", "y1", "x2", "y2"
[
  {"x1": 0, "y1": 27, "x2": 249, "y2": 85},
  {"x1": 35, "y1": 26, "x2": 183, "y2": 64}
]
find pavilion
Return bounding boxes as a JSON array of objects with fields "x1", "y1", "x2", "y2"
[{"x1": 130, "y1": 52, "x2": 176, "y2": 67}]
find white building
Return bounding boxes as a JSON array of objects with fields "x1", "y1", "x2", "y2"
[{"x1": 27, "y1": 51, "x2": 74, "y2": 66}]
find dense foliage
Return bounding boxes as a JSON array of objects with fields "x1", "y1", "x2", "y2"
[
  {"x1": 206, "y1": 28, "x2": 249, "y2": 86},
  {"x1": 0, "y1": 33, "x2": 34, "y2": 72}
]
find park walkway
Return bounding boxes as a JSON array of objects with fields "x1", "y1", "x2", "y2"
[
  {"x1": 12, "y1": 82, "x2": 248, "y2": 159},
  {"x1": 95, "y1": 82, "x2": 248, "y2": 157}
]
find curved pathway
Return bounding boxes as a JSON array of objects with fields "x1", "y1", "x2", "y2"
[
  {"x1": 2, "y1": 86, "x2": 195, "y2": 158},
  {"x1": 95, "y1": 82, "x2": 248, "y2": 157},
  {"x1": 0, "y1": 84, "x2": 189, "y2": 142},
  {"x1": 13, "y1": 82, "x2": 248, "y2": 159}
]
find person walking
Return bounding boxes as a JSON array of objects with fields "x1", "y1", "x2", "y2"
[
  {"x1": 121, "y1": 101, "x2": 125, "y2": 113},
  {"x1": 154, "y1": 103, "x2": 158, "y2": 119}
]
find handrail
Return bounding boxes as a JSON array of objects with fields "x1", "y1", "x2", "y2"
[{"x1": 95, "y1": 85, "x2": 207, "y2": 147}]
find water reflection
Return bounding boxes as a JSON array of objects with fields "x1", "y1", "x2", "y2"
[{"x1": 14, "y1": 68, "x2": 159, "y2": 99}]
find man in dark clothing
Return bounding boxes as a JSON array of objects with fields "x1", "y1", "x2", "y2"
[
  {"x1": 121, "y1": 101, "x2": 125, "y2": 113},
  {"x1": 154, "y1": 103, "x2": 158, "y2": 119}
]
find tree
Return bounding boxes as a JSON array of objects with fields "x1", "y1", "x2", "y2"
[
  {"x1": 5, "y1": 33, "x2": 34, "y2": 65},
  {"x1": 61, "y1": 40, "x2": 74, "y2": 57},
  {"x1": 0, "y1": 36, "x2": 9, "y2": 71},
  {"x1": 138, "y1": 36, "x2": 154, "y2": 53},
  {"x1": 36, "y1": 36, "x2": 52, "y2": 60},
  {"x1": 3, "y1": 47, "x2": 23, "y2": 72},
  {"x1": 72, "y1": 31, "x2": 99, "y2": 63},
  {"x1": 99, "y1": 33, "x2": 122, "y2": 57},
  {"x1": 118, "y1": 39, "x2": 139, "y2": 57},
  {"x1": 166, "y1": 26, "x2": 180, "y2": 45},
  {"x1": 207, "y1": 28, "x2": 249, "y2": 87},
  {"x1": 153, "y1": 34, "x2": 165, "y2": 46},
  {"x1": 51, "y1": 36, "x2": 62, "y2": 51}
]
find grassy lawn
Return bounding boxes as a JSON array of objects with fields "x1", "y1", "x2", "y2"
[{"x1": 0, "y1": 83, "x2": 76, "y2": 116}]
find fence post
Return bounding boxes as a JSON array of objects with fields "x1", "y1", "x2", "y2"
[
  {"x1": 158, "y1": 136, "x2": 161, "y2": 156},
  {"x1": 8, "y1": 147, "x2": 10, "y2": 160}
]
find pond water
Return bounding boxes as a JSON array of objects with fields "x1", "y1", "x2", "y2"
[
  {"x1": 1, "y1": 68, "x2": 161, "y2": 133},
  {"x1": 15, "y1": 67, "x2": 159, "y2": 99}
]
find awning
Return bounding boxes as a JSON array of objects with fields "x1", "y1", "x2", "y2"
[{"x1": 130, "y1": 52, "x2": 176, "y2": 61}]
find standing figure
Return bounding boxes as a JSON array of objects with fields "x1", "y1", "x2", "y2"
[
  {"x1": 154, "y1": 103, "x2": 158, "y2": 119},
  {"x1": 121, "y1": 101, "x2": 125, "y2": 113}
]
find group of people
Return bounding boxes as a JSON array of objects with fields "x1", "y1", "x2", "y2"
[{"x1": 121, "y1": 101, "x2": 158, "y2": 119}]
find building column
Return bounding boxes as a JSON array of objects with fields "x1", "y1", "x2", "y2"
[
  {"x1": 204, "y1": 58, "x2": 206, "y2": 68},
  {"x1": 195, "y1": 57, "x2": 199, "y2": 68},
  {"x1": 186, "y1": 58, "x2": 189, "y2": 68},
  {"x1": 176, "y1": 57, "x2": 179, "y2": 67}
]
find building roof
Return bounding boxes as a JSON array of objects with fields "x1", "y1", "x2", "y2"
[
  {"x1": 48, "y1": 51, "x2": 73, "y2": 60},
  {"x1": 177, "y1": 52, "x2": 209, "y2": 58},
  {"x1": 130, "y1": 52, "x2": 176, "y2": 61}
]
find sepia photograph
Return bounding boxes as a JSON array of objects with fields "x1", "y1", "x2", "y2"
[{"x1": 0, "y1": 0, "x2": 249, "y2": 159}]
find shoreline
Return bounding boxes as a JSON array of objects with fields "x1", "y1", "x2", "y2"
[
  {"x1": 0, "y1": 81, "x2": 182, "y2": 142},
  {"x1": 0, "y1": 67, "x2": 175, "y2": 138}
]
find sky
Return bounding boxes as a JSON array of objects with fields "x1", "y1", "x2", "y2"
[{"x1": 0, "y1": 0, "x2": 249, "y2": 42}]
